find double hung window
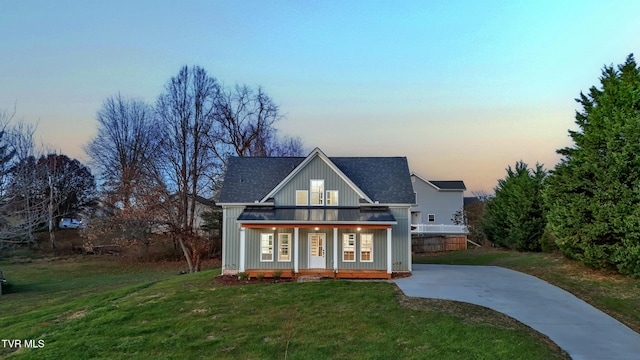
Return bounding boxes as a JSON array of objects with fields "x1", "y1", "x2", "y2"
[
  {"x1": 360, "y1": 234, "x2": 373, "y2": 262},
  {"x1": 310, "y1": 180, "x2": 324, "y2": 205},
  {"x1": 261, "y1": 234, "x2": 274, "y2": 261},
  {"x1": 326, "y1": 190, "x2": 338, "y2": 205},
  {"x1": 278, "y1": 233, "x2": 291, "y2": 262},
  {"x1": 343, "y1": 233, "x2": 356, "y2": 262}
]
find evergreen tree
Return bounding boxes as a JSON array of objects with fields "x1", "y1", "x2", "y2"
[
  {"x1": 482, "y1": 161, "x2": 547, "y2": 251},
  {"x1": 545, "y1": 54, "x2": 640, "y2": 276}
]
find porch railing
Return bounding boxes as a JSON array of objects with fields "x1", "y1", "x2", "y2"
[{"x1": 411, "y1": 224, "x2": 469, "y2": 234}]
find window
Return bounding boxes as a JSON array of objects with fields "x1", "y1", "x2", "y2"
[
  {"x1": 326, "y1": 190, "x2": 339, "y2": 206},
  {"x1": 278, "y1": 233, "x2": 291, "y2": 262},
  {"x1": 360, "y1": 234, "x2": 373, "y2": 262},
  {"x1": 261, "y1": 233, "x2": 274, "y2": 261},
  {"x1": 428, "y1": 214, "x2": 435, "y2": 222},
  {"x1": 310, "y1": 180, "x2": 324, "y2": 205},
  {"x1": 296, "y1": 190, "x2": 308, "y2": 206},
  {"x1": 343, "y1": 233, "x2": 356, "y2": 262}
]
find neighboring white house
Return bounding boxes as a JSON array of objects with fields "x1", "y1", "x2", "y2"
[{"x1": 410, "y1": 172, "x2": 467, "y2": 235}]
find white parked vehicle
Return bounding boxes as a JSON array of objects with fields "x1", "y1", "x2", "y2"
[{"x1": 59, "y1": 218, "x2": 85, "y2": 229}]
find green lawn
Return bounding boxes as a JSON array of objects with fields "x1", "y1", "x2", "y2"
[
  {"x1": 0, "y1": 255, "x2": 567, "y2": 359},
  {"x1": 415, "y1": 248, "x2": 640, "y2": 334}
]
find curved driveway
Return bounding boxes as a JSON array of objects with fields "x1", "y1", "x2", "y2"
[{"x1": 394, "y1": 264, "x2": 640, "y2": 360}]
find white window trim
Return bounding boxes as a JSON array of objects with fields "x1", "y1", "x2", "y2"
[
  {"x1": 360, "y1": 233, "x2": 373, "y2": 262},
  {"x1": 260, "y1": 233, "x2": 274, "y2": 262},
  {"x1": 343, "y1": 233, "x2": 356, "y2": 262},
  {"x1": 310, "y1": 179, "x2": 324, "y2": 206},
  {"x1": 278, "y1": 233, "x2": 292, "y2": 262},
  {"x1": 296, "y1": 190, "x2": 309, "y2": 206},
  {"x1": 326, "y1": 190, "x2": 339, "y2": 206}
]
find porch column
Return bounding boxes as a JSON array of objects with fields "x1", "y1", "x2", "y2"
[
  {"x1": 387, "y1": 227, "x2": 392, "y2": 274},
  {"x1": 294, "y1": 227, "x2": 299, "y2": 274},
  {"x1": 333, "y1": 227, "x2": 338, "y2": 273},
  {"x1": 239, "y1": 227, "x2": 246, "y2": 272}
]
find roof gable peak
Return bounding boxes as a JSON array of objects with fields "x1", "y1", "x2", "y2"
[{"x1": 260, "y1": 147, "x2": 373, "y2": 203}]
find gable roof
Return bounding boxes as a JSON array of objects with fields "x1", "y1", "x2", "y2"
[
  {"x1": 411, "y1": 172, "x2": 466, "y2": 191},
  {"x1": 218, "y1": 148, "x2": 415, "y2": 204},
  {"x1": 261, "y1": 148, "x2": 372, "y2": 203}
]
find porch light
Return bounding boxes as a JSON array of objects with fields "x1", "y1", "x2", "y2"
[
  {"x1": 357, "y1": 227, "x2": 361, "y2": 231},
  {"x1": 272, "y1": 227, "x2": 276, "y2": 231},
  {"x1": 314, "y1": 227, "x2": 319, "y2": 231}
]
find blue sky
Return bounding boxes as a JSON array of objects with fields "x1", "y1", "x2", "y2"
[{"x1": 1, "y1": 1, "x2": 639, "y2": 193}]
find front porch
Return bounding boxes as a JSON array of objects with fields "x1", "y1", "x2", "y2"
[{"x1": 236, "y1": 222, "x2": 396, "y2": 278}]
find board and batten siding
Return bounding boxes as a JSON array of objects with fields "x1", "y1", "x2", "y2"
[
  {"x1": 242, "y1": 227, "x2": 394, "y2": 271},
  {"x1": 273, "y1": 156, "x2": 361, "y2": 206},
  {"x1": 335, "y1": 228, "x2": 387, "y2": 271},
  {"x1": 244, "y1": 228, "x2": 296, "y2": 271},
  {"x1": 390, "y1": 206, "x2": 411, "y2": 271},
  {"x1": 222, "y1": 206, "x2": 244, "y2": 273}
]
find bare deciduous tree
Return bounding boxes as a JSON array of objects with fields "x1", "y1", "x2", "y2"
[
  {"x1": 85, "y1": 93, "x2": 159, "y2": 210},
  {"x1": 267, "y1": 135, "x2": 305, "y2": 157},
  {"x1": 156, "y1": 65, "x2": 220, "y2": 272},
  {"x1": 83, "y1": 94, "x2": 161, "y2": 254},
  {"x1": 0, "y1": 118, "x2": 44, "y2": 248},
  {"x1": 212, "y1": 84, "x2": 281, "y2": 160},
  {"x1": 82, "y1": 68, "x2": 303, "y2": 269}
]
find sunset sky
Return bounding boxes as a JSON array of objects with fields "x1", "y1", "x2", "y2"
[{"x1": 2, "y1": 1, "x2": 639, "y2": 194}]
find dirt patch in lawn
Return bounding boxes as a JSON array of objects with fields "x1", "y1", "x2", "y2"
[{"x1": 213, "y1": 275, "x2": 295, "y2": 286}]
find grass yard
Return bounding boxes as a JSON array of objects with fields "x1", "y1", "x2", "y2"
[
  {"x1": 415, "y1": 248, "x2": 640, "y2": 334},
  {"x1": 0, "y1": 255, "x2": 567, "y2": 359}
]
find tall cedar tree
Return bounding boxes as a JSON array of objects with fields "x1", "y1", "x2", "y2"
[
  {"x1": 482, "y1": 161, "x2": 547, "y2": 251},
  {"x1": 545, "y1": 54, "x2": 640, "y2": 276}
]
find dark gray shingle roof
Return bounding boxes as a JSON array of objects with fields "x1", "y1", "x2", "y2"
[
  {"x1": 218, "y1": 157, "x2": 304, "y2": 203},
  {"x1": 332, "y1": 157, "x2": 415, "y2": 204},
  {"x1": 218, "y1": 155, "x2": 415, "y2": 204},
  {"x1": 429, "y1": 180, "x2": 467, "y2": 191}
]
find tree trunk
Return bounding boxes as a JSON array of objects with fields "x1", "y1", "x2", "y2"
[{"x1": 177, "y1": 236, "x2": 195, "y2": 272}]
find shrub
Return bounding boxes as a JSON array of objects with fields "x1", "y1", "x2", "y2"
[
  {"x1": 1, "y1": 281, "x2": 12, "y2": 295},
  {"x1": 256, "y1": 272, "x2": 265, "y2": 281},
  {"x1": 481, "y1": 161, "x2": 547, "y2": 252},
  {"x1": 540, "y1": 229, "x2": 557, "y2": 253},
  {"x1": 273, "y1": 270, "x2": 282, "y2": 280},
  {"x1": 237, "y1": 272, "x2": 249, "y2": 281}
]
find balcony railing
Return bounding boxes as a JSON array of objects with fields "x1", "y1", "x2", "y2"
[{"x1": 411, "y1": 224, "x2": 469, "y2": 234}]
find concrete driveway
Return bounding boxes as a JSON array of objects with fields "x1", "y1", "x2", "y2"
[{"x1": 394, "y1": 264, "x2": 640, "y2": 360}]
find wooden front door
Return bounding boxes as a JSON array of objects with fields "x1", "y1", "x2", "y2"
[{"x1": 309, "y1": 233, "x2": 326, "y2": 268}]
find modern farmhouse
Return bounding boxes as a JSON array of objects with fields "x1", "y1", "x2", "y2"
[{"x1": 217, "y1": 148, "x2": 415, "y2": 279}]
